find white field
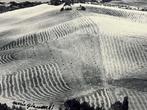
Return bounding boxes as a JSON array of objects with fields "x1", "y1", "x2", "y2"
[{"x1": 0, "y1": 3, "x2": 147, "y2": 110}]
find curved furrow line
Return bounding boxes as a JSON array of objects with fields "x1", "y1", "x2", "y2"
[
  {"x1": 32, "y1": 66, "x2": 54, "y2": 97},
  {"x1": 77, "y1": 17, "x2": 98, "y2": 35},
  {"x1": 53, "y1": 63, "x2": 71, "y2": 91},
  {"x1": 47, "y1": 21, "x2": 79, "y2": 40},
  {"x1": 134, "y1": 91, "x2": 146, "y2": 110},
  {"x1": 87, "y1": 6, "x2": 123, "y2": 18},
  {"x1": 14, "y1": 65, "x2": 71, "y2": 100},
  {"x1": 6, "y1": 75, "x2": 11, "y2": 97},
  {"x1": 0, "y1": 34, "x2": 38, "y2": 51},
  {"x1": 84, "y1": 96, "x2": 89, "y2": 103},
  {"x1": 72, "y1": 10, "x2": 82, "y2": 18},
  {"x1": 136, "y1": 91, "x2": 147, "y2": 109},
  {"x1": 23, "y1": 68, "x2": 48, "y2": 100},
  {"x1": 119, "y1": 39, "x2": 129, "y2": 76},
  {"x1": 18, "y1": 70, "x2": 45, "y2": 101},
  {"x1": 117, "y1": 38, "x2": 128, "y2": 76},
  {"x1": 129, "y1": 42, "x2": 139, "y2": 68},
  {"x1": 103, "y1": 35, "x2": 111, "y2": 77},
  {"x1": 0, "y1": 13, "x2": 100, "y2": 52},
  {"x1": 8, "y1": 74, "x2": 14, "y2": 97},
  {"x1": 129, "y1": 43, "x2": 139, "y2": 65},
  {"x1": 36, "y1": 65, "x2": 58, "y2": 96},
  {"x1": 42, "y1": 65, "x2": 66, "y2": 96},
  {"x1": 135, "y1": 40, "x2": 147, "y2": 63},
  {"x1": 20, "y1": 69, "x2": 41, "y2": 99},
  {"x1": 54, "y1": 25, "x2": 63, "y2": 39},
  {"x1": 125, "y1": 42, "x2": 135, "y2": 69},
  {"x1": 99, "y1": 34, "x2": 110, "y2": 78},
  {"x1": 95, "y1": 91, "x2": 102, "y2": 107},
  {"x1": 124, "y1": 89, "x2": 141, "y2": 110},
  {"x1": 2, "y1": 66, "x2": 56, "y2": 99},
  {"x1": 55, "y1": 25, "x2": 65, "y2": 39},
  {"x1": 50, "y1": 64, "x2": 68, "y2": 93},
  {"x1": 90, "y1": 94, "x2": 95, "y2": 107},
  {"x1": 10, "y1": 73, "x2": 27, "y2": 101},
  {"x1": 45, "y1": 30, "x2": 50, "y2": 41},
  {"x1": 76, "y1": 88, "x2": 147, "y2": 110},
  {"x1": 140, "y1": 94, "x2": 147, "y2": 109},
  {"x1": 60, "y1": 23, "x2": 72, "y2": 38},
  {"x1": 99, "y1": 33, "x2": 146, "y2": 79},
  {"x1": 120, "y1": 39, "x2": 139, "y2": 75},
  {"x1": 82, "y1": 18, "x2": 96, "y2": 34},
  {"x1": 38, "y1": 32, "x2": 45, "y2": 43},
  {"x1": 91, "y1": 93, "x2": 97, "y2": 108},
  {"x1": 103, "y1": 35, "x2": 115, "y2": 78},
  {"x1": 95, "y1": 89, "x2": 110, "y2": 108},
  {"x1": 39, "y1": 65, "x2": 62, "y2": 96},
  {"x1": 122, "y1": 89, "x2": 147, "y2": 110},
  {"x1": 13, "y1": 73, "x2": 28, "y2": 101},
  {"x1": 57, "y1": 24, "x2": 67, "y2": 38},
  {"x1": 28, "y1": 66, "x2": 57, "y2": 98},
  {"x1": 16, "y1": 71, "x2": 37, "y2": 101},
  {"x1": 0, "y1": 54, "x2": 16, "y2": 64},
  {"x1": 36, "y1": 31, "x2": 46, "y2": 42},
  {"x1": 121, "y1": 41, "x2": 131, "y2": 74},
  {"x1": 18, "y1": 69, "x2": 48, "y2": 101},
  {"x1": 109, "y1": 88, "x2": 118, "y2": 102},
  {"x1": 104, "y1": 89, "x2": 111, "y2": 108},
  {"x1": 51, "y1": 28, "x2": 58, "y2": 40},
  {"x1": 113, "y1": 37, "x2": 125, "y2": 77},
  {"x1": 1, "y1": 75, "x2": 7, "y2": 97},
  {"x1": 6, "y1": 72, "x2": 34, "y2": 101},
  {"x1": 57, "y1": 23, "x2": 66, "y2": 36},
  {"x1": 76, "y1": 89, "x2": 112, "y2": 109},
  {"x1": 86, "y1": 6, "x2": 147, "y2": 23},
  {"x1": 47, "y1": 16, "x2": 93, "y2": 40},
  {"x1": 114, "y1": 37, "x2": 123, "y2": 76},
  {"x1": 106, "y1": 35, "x2": 116, "y2": 78},
  {"x1": 110, "y1": 36, "x2": 121, "y2": 77},
  {"x1": 3, "y1": 71, "x2": 55, "y2": 100},
  {"x1": 116, "y1": 37, "x2": 127, "y2": 76},
  {"x1": 11, "y1": 71, "x2": 40, "y2": 102},
  {"x1": 88, "y1": 95, "x2": 93, "y2": 106},
  {"x1": 88, "y1": 95, "x2": 94, "y2": 107},
  {"x1": 46, "y1": 64, "x2": 71, "y2": 94},
  {"x1": 133, "y1": 41, "x2": 144, "y2": 66},
  {"x1": 76, "y1": 17, "x2": 89, "y2": 33},
  {"x1": 106, "y1": 88, "x2": 116, "y2": 104},
  {"x1": 31, "y1": 65, "x2": 70, "y2": 98},
  {"x1": 18, "y1": 37, "x2": 25, "y2": 48},
  {"x1": 42, "y1": 31, "x2": 48, "y2": 42},
  {"x1": 0, "y1": 19, "x2": 84, "y2": 51},
  {"x1": 86, "y1": 17, "x2": 100, "y2": 35},
  {"x1": 100, "y1": 90, "x2": 107, "y2": 109},
  {"x1": 100, "y1": 89, "x2": 111, "y2": 109}
]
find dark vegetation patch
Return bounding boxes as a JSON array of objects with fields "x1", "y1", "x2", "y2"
[
  {"x1": 0, "y1": 1, "x2": 44, "y2": 13},
  {"x1": 63, "y1": 96, "x2": 128, "y2": 110}
]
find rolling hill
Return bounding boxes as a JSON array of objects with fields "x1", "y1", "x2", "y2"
[{"x1": 0, "y1": 3, "x2": 147, "y2": 110}]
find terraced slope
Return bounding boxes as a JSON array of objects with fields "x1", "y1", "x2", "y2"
[{"x1": 0, "y1": 4, "x2": 147, "y2": 110}]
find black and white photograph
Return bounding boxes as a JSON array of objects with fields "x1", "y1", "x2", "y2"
[{"x1": 0, "y1": 0, "x2": 147, "y2": 110}]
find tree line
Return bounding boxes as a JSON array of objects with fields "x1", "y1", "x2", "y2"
[
  {"x1": 50, "y1": 0, "x2": 112, "y2": 6},
  {"x1": 62, "y1": 96, "x2": 128, "y2": 110},
  {"x1": 0, "y1": 1, "x2": 43, "y2": 13}
]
